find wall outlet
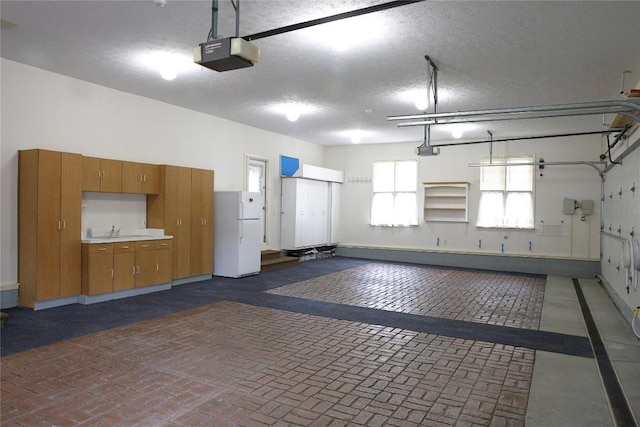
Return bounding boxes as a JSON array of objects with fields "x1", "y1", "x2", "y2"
[{"x1": 443, "y1": 240, "x2": 448, "y2": 246}]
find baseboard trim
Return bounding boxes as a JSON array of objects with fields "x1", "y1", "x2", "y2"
[
  {"x1": 78, "y1": 283, "x2": 172, "y2": 306},
  {"x1": 335, "y1": 245, "x2": 600, "y2": 277}
]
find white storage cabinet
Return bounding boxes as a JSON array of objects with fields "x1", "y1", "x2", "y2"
[{"x1": 281, "y1": 178, "x2": 332, "y2": 249}]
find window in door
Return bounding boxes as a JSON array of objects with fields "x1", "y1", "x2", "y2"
[{"x1": 246, "y1": 156, "x2": 267, "y2": 243}]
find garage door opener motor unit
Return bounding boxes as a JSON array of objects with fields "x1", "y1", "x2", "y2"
[{"x1": 194, "y1": 37, "x2": 259, "y2": 72}]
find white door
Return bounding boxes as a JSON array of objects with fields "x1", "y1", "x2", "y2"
[
  {"x1": 238, "y1": 219, "x2": 261, "y2": 275},
  {"x1": 246, "y1": 156, "x2": 267, "y2": 244}
]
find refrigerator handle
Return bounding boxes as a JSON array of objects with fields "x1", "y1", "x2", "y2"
[{"x1": 239, "y1": 199, "x2": 244, "y2": 242}]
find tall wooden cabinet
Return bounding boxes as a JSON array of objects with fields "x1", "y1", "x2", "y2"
[
  {"x1": 148, "y1": 165, "x2": 213, "y2": 280},
  {"x1": 19, "y1": 149, "x2": 82, "y2": 308},
  {"x1": 190, "y1": 168, "x2": 214, "y2": 276}
]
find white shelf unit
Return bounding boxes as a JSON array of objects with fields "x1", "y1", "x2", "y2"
[{"x1": 423, "y1": 181, "x2": 470, "y2": 223}]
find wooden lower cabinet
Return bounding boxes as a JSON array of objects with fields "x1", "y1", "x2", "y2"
[
  {"x1": 82, "y1": 239, "x2": 173, "y2": 296},
  {"x1": 81, "y1": 243, "x2": 114, "y2": 296},
  {"x1": 113, "y1": 243, "x2": 135, "y2": 291},
  {"x1": 154, "y1": 240, "x2": 173, "y2": 284},
  {"x1": 134, "y1": 241, "x2": 156, "y2": 287}
]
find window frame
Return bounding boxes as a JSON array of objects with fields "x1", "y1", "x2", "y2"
[
  {"x1": 370, "y1": 159, "x2": 418, "y2": 227},
  {"x1": 476, "y1": 155, "x2": 535, "y2": 230}
]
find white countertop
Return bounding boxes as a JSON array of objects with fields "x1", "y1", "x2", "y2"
[{"x1": 81, "y1": 228, "x2": 173, "y2": 244}]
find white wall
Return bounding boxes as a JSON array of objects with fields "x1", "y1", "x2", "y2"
[
  {"x1": 600, "y1": 127, "x2": 640, "y2": 313},
  {"x1": 0, "y1": 58, "x2": 324, "y2": 288},
  {"x1": 325, "y1": 134, "x2": 603, "y2": 260}
]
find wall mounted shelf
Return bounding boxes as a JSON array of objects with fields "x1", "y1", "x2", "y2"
[{"x1": 423, "y1": 181, "x2": 470, "y2": 223}]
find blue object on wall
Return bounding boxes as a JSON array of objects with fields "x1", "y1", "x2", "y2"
[{"x1": 280, "y1": 155, "x2": 299, "y2": 177}]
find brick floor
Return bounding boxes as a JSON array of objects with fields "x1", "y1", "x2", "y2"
[
  {"x1": 1, "y1": 263, "x2": 546, "y2": 426},
  {"x1": 268, "y1": 264, "x2": 545, "y2": 329}
]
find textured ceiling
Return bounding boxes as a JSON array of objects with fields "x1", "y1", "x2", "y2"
[{"x1": 2, "y1": 0, "x2": 640, "y2": 146}]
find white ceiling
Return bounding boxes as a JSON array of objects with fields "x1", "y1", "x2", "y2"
[{"x1": 2, "y1": 0, "x2": 640, "y2": 146}]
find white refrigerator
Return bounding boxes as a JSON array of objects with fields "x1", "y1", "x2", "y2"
[{"x1": 214, "y1": 191, "x2": 262, "y2": 278}]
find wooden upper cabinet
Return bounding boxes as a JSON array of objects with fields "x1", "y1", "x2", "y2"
[
  {"x1": 122, "y1": 161, "x2": 159, "y2": 194},
  {"x1": 82, "y1": 156, "x2": 122, "y2": 192}
]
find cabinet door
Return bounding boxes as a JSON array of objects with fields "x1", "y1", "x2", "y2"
[
  {"x1": 60, "y1": 152, "x2": 82, "y2": 298},
  {"x1": 37, "y1": 150, "x2": 62, "y2": 301},
  {"x1": 113, "y1": 244, "x2": 135, "y2": 291},
  {"x1": 190, "y1": 168, "x2": 214, "y2": 276},
  {"x1": 82, "y1": 156, "x2": 102, "y2": 192},
  {"x1": 142, "y1": 163, "x2": 160, "y2": 194},
  {"x1": 166, "y1": 166, "x2": 192, "y2": 279},
  {"x1": 100, "y1": 159, "x2": 122, "y2": 193},
  {"x1": 135, "y1": 241, "x2": 156, "y2": 287},
  {"x1": 82, "y1": 157, "x2": 122, "y2": 192},
  {"x1": 83, "y1": 244, "x2": 113, "y2": 296},
  {"x1": 309, "y1": 180, "x2": 329, "y2": 246},
  {"x1": 154, "y1": 240, "x2": 173, "y2": 284},
  {"x1": 121, "y1": 161, "x2": 144, "y2": 193}
]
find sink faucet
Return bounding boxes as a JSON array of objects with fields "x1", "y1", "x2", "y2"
[{"x1": 110, "y1": 225, "x2": 115, "y2": 237}]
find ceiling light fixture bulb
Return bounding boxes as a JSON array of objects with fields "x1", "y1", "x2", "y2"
[
  {"x1": 415, "y1": 99, "x2": 429, "y2": 111},
  {"x1": 452, "y1": 129, "x2": 463, "y2": 139},
  {"x1": 160, "y1": 67, "x2": 177, "y2": 80},
  {"x1": 153, "y1": 0, "x2": 167, "y2": 7},
  {"x1": 286, "y1": 111, "x2": 300, "y2": 122}
]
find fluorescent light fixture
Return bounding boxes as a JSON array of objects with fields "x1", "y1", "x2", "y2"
[{"x1": 134, "y1": 51, "x2": 198, "y2": 80}]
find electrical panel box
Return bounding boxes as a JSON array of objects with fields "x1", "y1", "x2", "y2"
[
  {"x1": 563, "y1": 198, "x2": 577, "y2": 215},
  {"x1": 580, "y1": 200, "x2": 594, "y2": 215}
]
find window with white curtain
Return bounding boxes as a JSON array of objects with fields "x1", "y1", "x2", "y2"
[
  {"x1": 477, "y1": 156, "x2": 534, "y2": 229},
  {"x1": 371, "y1": 160, "x2": 418, "y2": 226}
]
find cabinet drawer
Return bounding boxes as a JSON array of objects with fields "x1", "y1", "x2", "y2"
[
  {"x1": 134, "y1": 241, "x2": 155, "y2": 251},
  {"x1": 154, "y1": 240, "x2": 173, "y2": 250},
  {"x1": 113, "y1": 243, "x2": 135, "y2": 254},
  {"x1": 87, "y1": 243, "x2": 113, "y2": 255}
]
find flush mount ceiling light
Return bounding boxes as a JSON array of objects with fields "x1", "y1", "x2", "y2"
[
  {"x1": 340, "y1": 129, "x2": 371, "y2": 144},
  {"x1": 446, "y1": 124, "x2": 475, "y2": 139},
  {"x1": 298, "y1": 13, "x2": 387, "y2": 53},
  {"x1": 134, "y1": 51, "x2": 198, "y2": 80},
  {"x1": 397, "y1": 87, "x2": 453, "y2": 112},
  {"x1": 269, "y1": 102, "x2": 318, "y2": 122}
]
